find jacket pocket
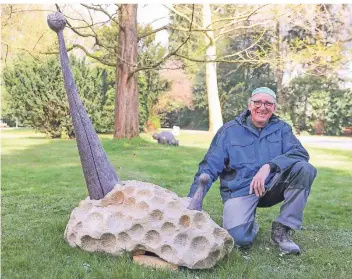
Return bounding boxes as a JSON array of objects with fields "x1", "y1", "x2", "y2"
[
  {"x1": 230, "y1": 137, "x2": 256, "y2": 164},
  {"x1": 267, "y1": 133, "x2": 282, "y2": 159}
]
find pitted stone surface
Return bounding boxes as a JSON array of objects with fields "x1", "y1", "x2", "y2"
[{"x1": 64, "y1": 181, "x2": 234, "y2": 269}]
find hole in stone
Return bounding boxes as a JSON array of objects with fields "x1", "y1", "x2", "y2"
[
  {"x1": 111, "y1": 191, "x2": 124, "y2": 204},
  {"x1": 106, "y1": 212, "x2": 126, "y2": 229},
  {"x1": 125, "y1": 197, "x2": 136, "y2": 206},
  {"x1": 213, "y1": 228, "x2": 227, "y2": 239},
  {"x1": 190, "y1": 236, "x2": 209, "y2": 251},
  {"x1": 68, "y1": 233, "x2": 76, "y2": 243},
  {"x1": 129, "y1": 224, "x2": 144, "y2": 238},
  {"x1": 161, "y1": 222, "x2": 176, "y2": 235},
  {"x1": 193, "y1": 212, "x2": 207, "y2": 228},
  {"x1": 150, "y1": 209, "x2": 163, "y2": 222},
  {"x1": 174, "y1": 233, "x2": 188, "y2": 247},
  {"x1": 209, "y1": 249, "x2": 221, "y2": 259},
  {"x1": 145, "y1": 230, "x2": 161, "y2": 246},
  {"x1": 160, "y1": 245, "x2": 175, "y2": 259},
  {"x1": 123, "y1": 186, "x2": 136, "y2": 195},
  {"x1": 136, "y1": 201, "x2": 149, "y2": 212},
  {"x1": 100, "y1": 233, "x2": 116, "y2": 249},
  {"x1": 179, "y1": 215, "x2": 191, "y2": 228},
  {"x1": 80, "y1": 235, "x2": 97, "y2": 252},
  {"x1": 167, "y1": 200, "x2": 181, "y2": 209},
  {"x1": 137, "y1": 189, "x2": 153, "y2": 197},
  {"x1": 224, "y1": 238, "x2": 234, "y2": 252},
  {"x1": 73, "y1": 221, "x2": 83, "y2": 232},
  {"x1": 151, "y1": 196, "x2": 166, "y2": 204},
  {"x1": 117, "y1": 232, "x2": 131, "y2": 243}
]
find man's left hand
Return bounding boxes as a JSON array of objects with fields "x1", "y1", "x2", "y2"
[{"x1": 249, "y1": 164, "x2": 270, "y2": 197}]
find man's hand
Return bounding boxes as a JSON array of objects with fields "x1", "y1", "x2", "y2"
[{"x1": 249, "y1": 164, "x2": 270, "y2": 197}]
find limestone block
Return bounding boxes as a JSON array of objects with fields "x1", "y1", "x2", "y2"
[{"x1": 64, "y1": 180, "x2": 234, "y2": 269}]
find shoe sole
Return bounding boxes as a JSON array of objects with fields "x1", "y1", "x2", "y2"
[{"x1": 270, "y1": 239, "x2": 300, "y2": 255}]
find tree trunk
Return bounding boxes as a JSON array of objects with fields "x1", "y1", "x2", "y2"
[
  {"x1": 114, "y1": 4, "x2": 139, "y2": 139},
  {"x1": 275, "y1": 20, "x2": 284, "y2": 105},
  {"x1": 203, "y1": 4, "x2": 223, "y2": 134}
]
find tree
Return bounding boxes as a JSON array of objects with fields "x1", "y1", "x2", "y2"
[
  {"x1": 3, "y1": 55, "x2": 115, "y2": 138},
  {"x1": 1, "y1": 4, "x2": 188, "y2": 138},
  {"x1": 53, "y1": 4, "x2": 197, "y2": 138},
  {"x1": 203, "y1": 4, "x2": 223, "y2": 133},
  {"x1": 281, "y1": 75, "x2": 352, "y2": 135},
  {"x1": 114, "y1": 4, "x2": 139, "y2": 138}
]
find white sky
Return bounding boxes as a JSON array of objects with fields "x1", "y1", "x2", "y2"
[{"x1": 137, "y1": 4, "x2": 170, "y2": 47}]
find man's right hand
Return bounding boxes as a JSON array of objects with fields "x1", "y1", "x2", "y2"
[{"x1": 249, "y1": 164, "x2": 270, "y2": 197}]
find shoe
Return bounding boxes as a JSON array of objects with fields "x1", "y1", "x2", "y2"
[{"x1": 270, "y1": 221, "x2": 300, "y2": 255}]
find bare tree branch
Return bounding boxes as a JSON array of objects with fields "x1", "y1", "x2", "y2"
[
  {"x1": 175, "y1": 52, "x2": 279, "y2": 65},
  {"x1": 70, "y1": 44, "x2": 116, "y2": 67},
  {"x1": 1, "y1": 41, "x2": 117, "y2": 67},
  {"x1": 132, "y1": 4, "x2": 196, "y2": 75},
  {"x1": 163, "y1": 4, "x2": 202, "y2": 29},
  {"x1": 215, "y1": 22, "x2": 268, "y2": 41},
  {"x1": 138, "y1": 25, "x2": 214, "y2": 40},
  {"x1": 4, "y1": 44, "x2": 9, "y2": 65},
  {"x1": 81, "y1": 4, "x2": 120, "y2": 26},
  {"x1": 32, "y1": 31, "x2": 49, "y2": 51}
]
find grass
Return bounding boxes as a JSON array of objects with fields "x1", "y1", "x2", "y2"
[{"x1": 1, "y1": 129, "x2": 352, "y2": 279}]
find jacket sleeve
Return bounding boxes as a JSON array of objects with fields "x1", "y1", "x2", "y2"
[
  {"x1": 187, "y1": 129, "x2": 229, "y2": 198},
  {"x1": 270, "y1": 123, "x2": 309, "y2": 172}
]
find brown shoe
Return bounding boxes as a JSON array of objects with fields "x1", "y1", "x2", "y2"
[{"x1": 271, "y1": 221, "x2": 300, "y2": 255}]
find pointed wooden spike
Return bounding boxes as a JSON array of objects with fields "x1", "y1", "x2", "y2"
[{"x1": 47, "y1": 12, "x2": 120, "y2": 199}]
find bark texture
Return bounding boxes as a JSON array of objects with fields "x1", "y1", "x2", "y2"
[
  {"x1": 203, "y1": 4, "x2": 223, "y2": 134},
  {"x1": 114, "y1": 4, "x2": 139, "y2": 139}
]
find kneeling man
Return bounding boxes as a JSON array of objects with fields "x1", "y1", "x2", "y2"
[{"x1": 188, "y1": 87, "x2": 317, "y2": 254}]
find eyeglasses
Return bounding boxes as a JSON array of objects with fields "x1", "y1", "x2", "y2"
[{"x1": 251, "y1": 100, "x2": 275, "y2": 109}]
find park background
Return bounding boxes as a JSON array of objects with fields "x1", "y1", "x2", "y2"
[{"x1": 1, "y1": 3, "x2": 352, "y2": 279}]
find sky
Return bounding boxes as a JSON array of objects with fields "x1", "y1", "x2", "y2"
[
  {"x1": 1, "y1": 2, "x2": 351, "y2": 84},
  {"x1": 137, "y1": 4, "x2": 170, "y2": 47}
]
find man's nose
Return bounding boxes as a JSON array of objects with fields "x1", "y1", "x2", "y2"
[{"x1": 258, "y1": 103, "x2": 266, "y2": 110}]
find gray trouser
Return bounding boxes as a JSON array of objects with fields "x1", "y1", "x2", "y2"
[{"x1": 223, "y1": 161, "x2": 317, "y2": 247}]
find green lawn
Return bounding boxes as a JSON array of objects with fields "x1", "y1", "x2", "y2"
[{"x1": 1, "y1": 129, "x2": 352, "y2": 279}]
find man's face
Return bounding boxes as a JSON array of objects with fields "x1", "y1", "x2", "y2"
[{"x1": 248, "y1": 93, "x2": 276, "y2": 127}]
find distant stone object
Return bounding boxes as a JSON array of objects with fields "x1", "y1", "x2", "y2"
[
  {"x1": 64, "y1": 181, "x2": 234, "y2": 269},
  {"x1": 0, "y1": 120, "x2": 8, "y2": 128},
  {"x1": 172, "y1": 126, "x2": 180, "y2": 136},
  {"x1": 152, "y1": 131, "x2": 179, "y2": 146}
]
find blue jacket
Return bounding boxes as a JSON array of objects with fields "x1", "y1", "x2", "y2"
[{"x1": 188, "y1": 109, "x2": 310, "y2": 203}]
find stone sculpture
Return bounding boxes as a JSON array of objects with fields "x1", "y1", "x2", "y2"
[
  {"x1": 152, "y1": 131, "x2": 179, "y2": 146},
  {"x1": 64, "y1": 181, "x2": 234, "y2": 269},
  {"x1": 47, "y1": 12, "x2": 233, "y2": 269}
]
